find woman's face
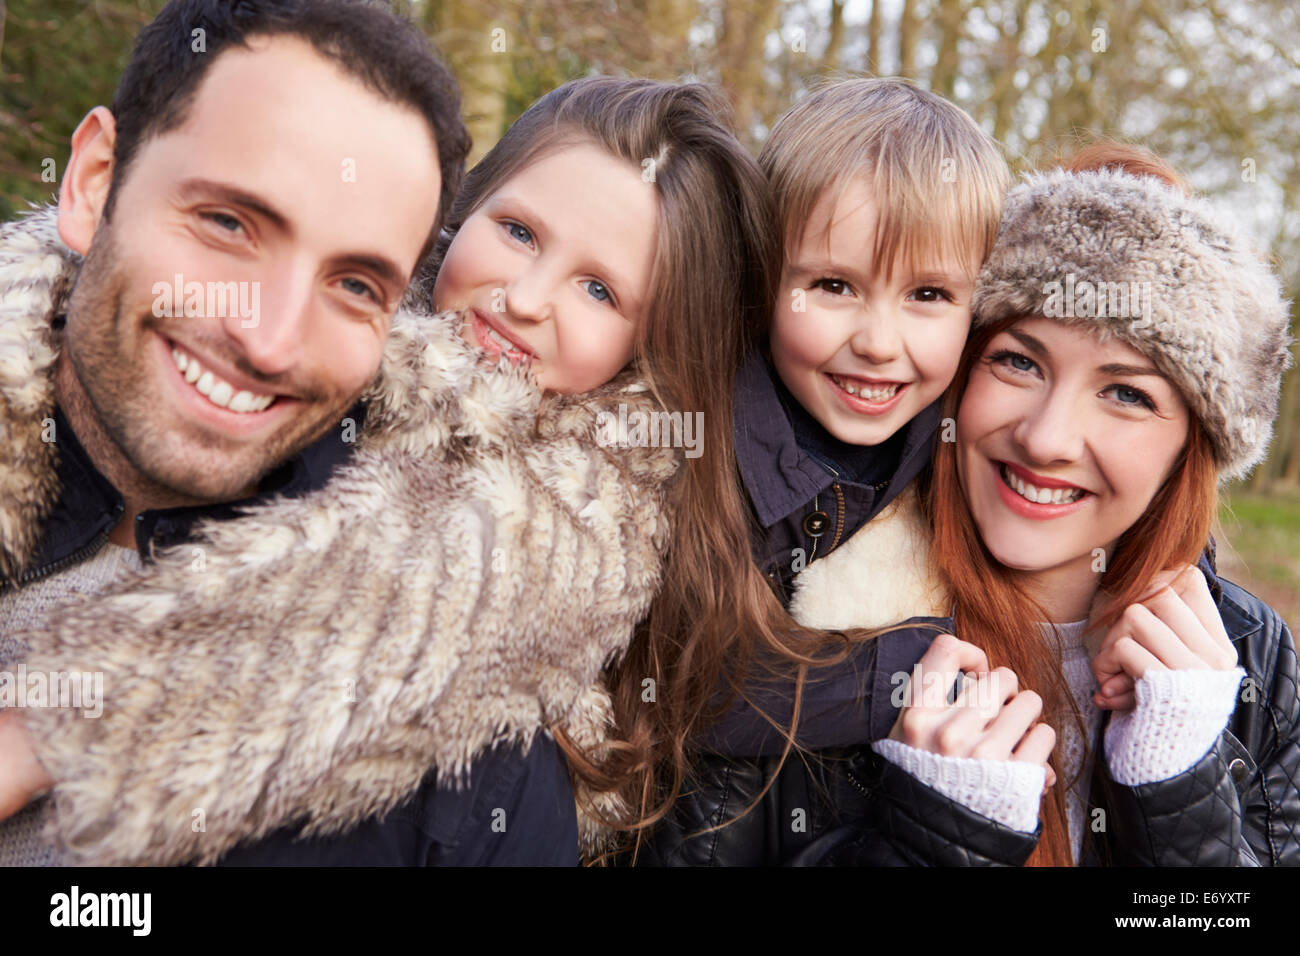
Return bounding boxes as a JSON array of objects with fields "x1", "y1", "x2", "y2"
[
  {"x1": 432, "y1": 142, "x2": 658, "y2": 394},
  {"x1": 957, "y1": 317, "x2": 1190, "y2": 578}
]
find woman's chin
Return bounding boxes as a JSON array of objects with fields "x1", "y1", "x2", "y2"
[{"x1": 979, "y1": 531, "x2": 1079, "y2": 574}]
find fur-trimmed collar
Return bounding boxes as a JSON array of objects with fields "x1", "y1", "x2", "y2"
[
  {"x1": 787, "y1": 484, "x2": 950, "y2": 631},
  {"x1": 1, "y1": 206, "x2": 678, "y2": 865}
]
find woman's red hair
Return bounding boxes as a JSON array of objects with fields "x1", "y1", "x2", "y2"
[{"x1": 923, "y1": 142, "x2": 1218, "y2": 865}]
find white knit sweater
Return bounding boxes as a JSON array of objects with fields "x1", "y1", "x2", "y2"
[
  {"x1": 874, "y1": 619, "x2": 1244, "y2": 862},
  {"x1": 0, "y1": 541, "x2": 142, "y2": 866}
]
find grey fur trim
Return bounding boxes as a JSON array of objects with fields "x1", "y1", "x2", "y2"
[
  {"x1": 1, "y1": 205, "x2": 676, "y2": 864},
  {"x1": 972, "y1": 168, "x2": 1294, "y2": 482}
]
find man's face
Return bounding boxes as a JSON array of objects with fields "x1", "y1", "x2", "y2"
[{"x1": 61, "y1": 35, "x2": 442, "y2": 503}]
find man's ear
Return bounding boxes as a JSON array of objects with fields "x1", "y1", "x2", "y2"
[{"x1": 57, "y1": 107, "x2": 118, "y2": 255}]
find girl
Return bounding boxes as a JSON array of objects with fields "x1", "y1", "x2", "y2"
[
  {"x1": 0, "y1": 76, "x2": 778, "y2": 864},
  {"x1": 794, "y1": 144, "x2": 1298, "y2": 865}
]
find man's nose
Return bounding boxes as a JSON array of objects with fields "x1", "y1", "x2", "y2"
[{"x1": 218, "y1": 268, "x2": 310, "y2": 378}]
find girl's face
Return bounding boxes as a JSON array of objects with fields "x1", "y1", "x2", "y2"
[
  {"x1": 770, "y1": 177, "x2": 978, "y2": 447},
  {"x1": 433, "y1": 141, "x2": 658, "y2": 394},
  {"x1": 957, "y1": 317, "x2": 1190, "y2": 579}
]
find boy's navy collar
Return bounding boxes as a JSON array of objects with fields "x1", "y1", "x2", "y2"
[
  {"x1": 22, "y1": 402, "x2": 364, "y2": 579},
  {"x1": 733, "y1": 350, "x2": 941, "y2": 529}
]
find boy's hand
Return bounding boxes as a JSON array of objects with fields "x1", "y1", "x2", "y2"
[
  {"x1": 0, "y1": 709, "x2": 54, "y2": 820},
  {"x1": 1091, "y1": 565, "x2": 1238, "y2": 710}
]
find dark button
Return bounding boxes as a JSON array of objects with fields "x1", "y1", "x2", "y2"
[
  {"x1": 802, "y1": 510, "x2": 830, "y2": 538},
  {"x1": 1228, "y1": 757, "x2": 1249, "y2": 782}
]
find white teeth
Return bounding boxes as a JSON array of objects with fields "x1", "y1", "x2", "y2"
[
  {"x1": 481, "y1": 320, "x2": 534, "y2": 364},
  {"x1": 831, "y1": 374, "x2": 902, "y2": 402},
  {"x1": 169, "y1": 344, "x2": 274, "y2": 414},
  {"x1": 209, "y1": 380, "x2": 233, "y2": 407},
  {"x1": 487, "y1": 324, "x2": 529, "y2": 357},
  {"x1": 1001, "y1": 464, "x2": 1084, "y2": 505}
]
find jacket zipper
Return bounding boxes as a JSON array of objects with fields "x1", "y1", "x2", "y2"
[
  {"x1": 829, "y1": 482, "x2": 845, "y2": 551},
  {"x1": 808, "y1": 492, "x2": 821, "y2": 562},
  {"x1": 845, "y1": 765, "x2": 871, "y2": 797},
  {"x1": 2, "y1": 528, "x2": 114, "y2": 593}
]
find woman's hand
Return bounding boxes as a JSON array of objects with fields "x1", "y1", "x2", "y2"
[
  {"x1": 1092, "y1": 565, "x2": 1238, "y2": 710},
  {"x1": 889, "y1": 634, "x2": 1058, "y2": 787},
  {"x1": 0, "y1": 709, "x2": 54, "y2": 820}
]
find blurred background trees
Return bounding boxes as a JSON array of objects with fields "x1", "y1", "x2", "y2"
[{"x1": 3, "y1": 0, "x2": 1298, "y2": 607}]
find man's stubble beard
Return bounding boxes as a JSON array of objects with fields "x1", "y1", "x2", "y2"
[{"x1": 58, "y1": 220, "x2": 367, "y2": 507}]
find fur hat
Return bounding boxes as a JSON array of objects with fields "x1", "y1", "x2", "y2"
[{"x1": 972, "y1": 167, "x2": 1294, "y2": 482}]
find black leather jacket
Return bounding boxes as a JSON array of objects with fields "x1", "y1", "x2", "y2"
[{"x1": 641, "y1": 562, "x2": 1300, "y2": 866}]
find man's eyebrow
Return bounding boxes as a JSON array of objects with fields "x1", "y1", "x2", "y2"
[
  {"x1": 336, "y1": 252, "x2": 407, "y2": 291},
  {"x1": 176, "y1": 178, "x2": 407, "y2": 290},
  {"x1": 175, "y1": 178, "x2": 290, "y2": 232}
]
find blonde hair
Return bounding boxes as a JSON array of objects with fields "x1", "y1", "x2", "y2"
[{"x1": 759, "y1": 77, "x2": 1010, "y2": 279}]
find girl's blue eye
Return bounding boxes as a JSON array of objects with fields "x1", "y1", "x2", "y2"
[
  {"x1": 583, "y1": 279, "x2": 612, "y2": 303},
  {"x1": 505, "y1": 222, "x2": 533, "y2": 245}
]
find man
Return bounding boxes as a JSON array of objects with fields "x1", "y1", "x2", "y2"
[{"x1": 0, "y1": 0, "x2": 639, "y2": 866}]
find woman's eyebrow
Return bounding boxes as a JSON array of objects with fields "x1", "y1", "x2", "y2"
[
  {"x1": 1010, "y1": 328, "x2": 1165, "y2": 378},
  {"x1": 1007, "y1": 328, "x2": 1047, "y2": 356},
  {"x1": 1098, "y1": 362, "x2": 1164, "y2": 377}
]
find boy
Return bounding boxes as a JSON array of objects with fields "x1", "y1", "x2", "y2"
[{"x1": 643, "y1": 78, "x2": 1010, "y2": 865}]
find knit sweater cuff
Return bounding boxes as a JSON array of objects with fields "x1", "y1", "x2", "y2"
[
  {"x1": 872, "y1": 738, "x2": 1044, "y2": 833},
  {"x1": 1104, "y1": 667, "x2": 1245, "y2": 786}
]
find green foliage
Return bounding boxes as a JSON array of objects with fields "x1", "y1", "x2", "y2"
[{"x1": 1, "y1": 1, "x2": 166, "y2": 221}]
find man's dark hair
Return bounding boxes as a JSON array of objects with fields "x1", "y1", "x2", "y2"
[{"x1": 106, "y1": 0, "x2": 469, "y2": 275}]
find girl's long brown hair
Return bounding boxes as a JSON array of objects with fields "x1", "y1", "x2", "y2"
[
  {"x1": 924, "y1": 141, "x2": 1219, "y2": 865},
  {"x1": 417, "y1": 77, "x2": 785, "y2": 849}
]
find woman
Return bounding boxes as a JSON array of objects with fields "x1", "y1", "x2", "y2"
[{"x1": 646, "y1": 144, "x2": 1299, "y2": 866}]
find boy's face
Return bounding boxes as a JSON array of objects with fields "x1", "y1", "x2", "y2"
[
  {"x1": 57, "y1": 35, "x2": 443, "y2": 504},
  {"x1": 770, "y1": 178, "x2": 978, "y2": 447}
]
